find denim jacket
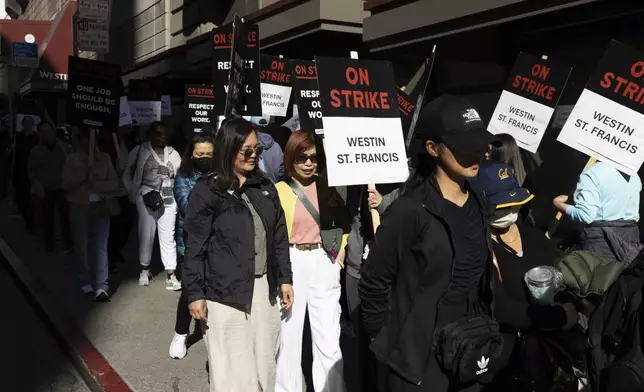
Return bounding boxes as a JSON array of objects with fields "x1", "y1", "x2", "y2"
[{"x1": 174, "y1": 171, "x2": 202, "y2": 256}]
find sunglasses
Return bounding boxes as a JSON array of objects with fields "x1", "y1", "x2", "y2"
[
  {"x1": 239, "y1": 146, "x2": 264, "y2": 160},
  {"x1": 294, "y1": 154, "x2": 318, "y2": 164}
]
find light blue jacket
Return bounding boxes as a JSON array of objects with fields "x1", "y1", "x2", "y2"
[{"x1": 566, "y1": 162, "x2": 642, "y2": 225}]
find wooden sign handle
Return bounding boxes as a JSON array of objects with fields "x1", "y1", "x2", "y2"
[
  {"x1": 347, "y1": 50, "x2": 382, "y2": 234},
  {"x1": 88, "y1": 129, "x2": 96, "y2": 184},
  {"x1": 545, "y1": 156, "x2": 597, "y2": 239}
]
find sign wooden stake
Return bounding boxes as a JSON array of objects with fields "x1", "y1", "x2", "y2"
[
  {"x1": 545, "y1": 156, "x2": 597, "y2": 239},
  {"x1": 89, "y1": 129, "x2": 96, "y2": 184},
  {"x1": 346, "y1": 50, "x2": 382, "y2": 234}
]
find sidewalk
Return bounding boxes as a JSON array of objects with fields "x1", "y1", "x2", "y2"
[{"x1": 0, "y1": 200, "x2": 210, "y2": 392}]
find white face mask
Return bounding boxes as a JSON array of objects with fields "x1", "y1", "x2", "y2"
[{"x1": 491, "y1": 209, "x2": 519, "y2": 229}]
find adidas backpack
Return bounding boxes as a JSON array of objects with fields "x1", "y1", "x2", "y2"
[{"x1": 586, "y1": 248, "x2": 644, "y2": 392}]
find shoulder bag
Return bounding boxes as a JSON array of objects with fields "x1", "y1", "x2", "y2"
[{"x1": 286, "y1": 179, "x2": 343, "y2": 259}]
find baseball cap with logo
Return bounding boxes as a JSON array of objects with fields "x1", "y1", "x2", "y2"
[
  {"x1": 415, "y1": 94, "x2": 497, "y2": 155},
  {"x1": 473, "y1": 162, "x2": 534, "y2": 210}
]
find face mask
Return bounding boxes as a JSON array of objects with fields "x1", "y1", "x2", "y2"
[
  {"x1": 192, "y1": 157, "x2": 212, "y2": 174},
  {"x1": 490, "y1": 209, "x2": 519, "y2": 229}
]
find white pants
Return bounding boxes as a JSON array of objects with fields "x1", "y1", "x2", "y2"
[
  {"x1": 203, "y1": 275, "x2": 281, "y2": 392},
  {"x1": 136, "y1": 196, "x2": 177, "y2": 271},
  {"x1": 276, "y1": 247, "x2": 345, "y2": 392}
]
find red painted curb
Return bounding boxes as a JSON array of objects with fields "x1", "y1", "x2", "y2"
[
  {"x1": 77, "y1": 339, "x2": 133, "y2": 392},
  {"x1": 0, "y1": 238, "x2": 134, "y2": 392}
]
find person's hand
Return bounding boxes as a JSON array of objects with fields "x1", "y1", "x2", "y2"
[
  {"x1": 280, "y1": 284, "x2": 294, "y2": 310},
  {"x1": 189, "y1": 299, "x2": 208, "y2": 321},
  {"x1": 368, "y1": 189, "x2": 383, "y2": 209},
  {"x1": 554, "y1": 195, "x2": 568, "y2": 204},
  {"x1": 556, "y1": 302, "x2": 579, "y2": 330},
  {"x1": 552, "y1": 195, "x2": 569, "y2": 212}
]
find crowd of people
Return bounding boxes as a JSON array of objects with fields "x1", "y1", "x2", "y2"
[{"x1": 7, "y1": 94, "x2": 644, "y2": 392}]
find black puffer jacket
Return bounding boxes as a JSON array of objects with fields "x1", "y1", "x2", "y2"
[{"x1": 182, "y1": 174, "x2": 292, "y2": 305}]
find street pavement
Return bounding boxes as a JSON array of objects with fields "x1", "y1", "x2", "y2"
[
  {"x1": 0, "y1": 255, "x2": 90, "y2": 392},
  {"x1": 0, "y1": 201, "x2": 210, "y2": 392}
]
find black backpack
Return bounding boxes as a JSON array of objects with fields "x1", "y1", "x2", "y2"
[{"x1": 587, "y1": 249, "x2": 644, "y2": 392}]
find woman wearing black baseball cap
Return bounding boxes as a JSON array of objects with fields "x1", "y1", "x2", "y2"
[{"x1": 359, "y1": 95, "x2": 504, "y2": 391}]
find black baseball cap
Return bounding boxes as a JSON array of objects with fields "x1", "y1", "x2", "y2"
[{"x1": 415, "y1": 94, "x2": 497, "y2": 155}]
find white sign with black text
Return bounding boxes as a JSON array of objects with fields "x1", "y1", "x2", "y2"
[
  {"x1": 316, "y1": 57, "x2": 409, "y2": 186},
  {"x1": 488, "y1": 53, "x2": 571, "y2": 153},
  {"x1": 260, "y1": 83, "x2": 291, "y2": 117},
  {"x1": 161, "y1": 95, "x2": 172, "y2": 116},
  {"x1": 129, "y1": 101, "x2": 162, "y2": 126},
  {"x1": 557, "y1": 41, "x2": 644, "y2": 175},
  {"x1": 79, "y1": 0, "x2": 109, "y2": 22},
  {"x1": 119, "y1": 96, "x2": 132, "y2": 127},
  {"x1": 77, "y1": 19, "x2": 109, "y2": 53}
]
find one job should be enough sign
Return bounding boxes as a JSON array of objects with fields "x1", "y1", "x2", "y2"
[
  {"x1": 489, "y1": 53, "x2": 571, "y2": 153},
  {"x1": 557, "y1": 40, "x2": 644, "y2": 175},
  {"x1": 316, "y1": 57, "x2": 408, "y2": 186}
]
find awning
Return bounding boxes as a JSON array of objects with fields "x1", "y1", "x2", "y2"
[{"x1": 20, "y1": 0, "x2": 76, "y2": 95}]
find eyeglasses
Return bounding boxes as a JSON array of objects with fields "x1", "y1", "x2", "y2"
[
  {"x1": 294, "y1": 154, "x2": 318, "y2": 164},
  {"x1": 239, "y1": 146, "x2": 264, "y2": 160}
]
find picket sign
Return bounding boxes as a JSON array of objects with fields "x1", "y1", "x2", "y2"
[
  {"x1": 545, "y1": 156, "x2": 597, "y2": 239},
  {"x1": 349, "y1": 50, "x2": 381, "y2": 234}
]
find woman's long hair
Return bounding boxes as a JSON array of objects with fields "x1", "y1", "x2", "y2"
[
  {"x1": 489, "y1": 133, "x2": 526, "y2": 185},
  {"x1": 212, "y1": 117, "x2": 256, "y2": 190},
  {"x1": 178, "y1": 130, "x2": 215, "y2": 176}
]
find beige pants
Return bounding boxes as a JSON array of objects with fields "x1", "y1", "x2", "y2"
[{"x1": 202, "y1": 275, "x2": 281, "y2": 392}]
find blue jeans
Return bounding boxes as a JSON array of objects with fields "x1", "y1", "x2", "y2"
[{"x1": 69, "y1": 202, "x2": 110, "y2": 292}]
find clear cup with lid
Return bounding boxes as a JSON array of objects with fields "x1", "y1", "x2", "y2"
[{"x1": 524, "y1": 266, "x2": 559, "y2": 305}]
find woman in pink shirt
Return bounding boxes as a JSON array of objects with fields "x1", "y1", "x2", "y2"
[{"x1": 275, "y1": 131, "x2": 350, "y2": 392}]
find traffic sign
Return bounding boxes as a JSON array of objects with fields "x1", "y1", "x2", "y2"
[
  {"x1": 79, "y1": 0, "x2": 109, "y2": 22},
  {"x1": 12, "y1": 42, "x2": 38, "y2": 68}
]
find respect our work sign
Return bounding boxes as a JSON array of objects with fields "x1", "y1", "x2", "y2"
[
  {"x1": 557, "y1": 40, "x2": 644, "y2": 175},
  {"x1": 291, "y1": 60, "x2": 323, "y2": 134},
  {"x1": 315, "y1": 56, "x2": 409, "y2": 186},
  {"x1": 489, "y1": 53, "x2": 571, "y2": 153},
  {"x1": 211, "y1": 20, "x2": 261, "y2": 116},
  {"x1": 185, "y1": 85, "x2": 216, "y2": 133}
]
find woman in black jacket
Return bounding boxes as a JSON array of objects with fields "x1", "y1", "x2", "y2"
[
  {"x1": 183, "y1": 117, "x2": 293, "y2": 392},
  {"x1": 359, "y1": 95, "x2": 499, "y2": 392}
]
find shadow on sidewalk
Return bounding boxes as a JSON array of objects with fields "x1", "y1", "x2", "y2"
[{"x1": 0, "y1": 198, "x2": 211, "y2": 391}]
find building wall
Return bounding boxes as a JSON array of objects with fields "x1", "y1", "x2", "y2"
[{"x1": 18, "y1": 0, "x2": 66, "y2": 20}]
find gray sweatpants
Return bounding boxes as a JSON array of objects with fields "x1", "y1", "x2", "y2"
[{"x1": 202, "y1": 275, "x2": 281, "y2": 392}]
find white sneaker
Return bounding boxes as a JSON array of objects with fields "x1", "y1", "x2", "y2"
[
  {"x1": 166, "y1": 274, "x2": 181, "y2": 291},
  {"x1": 169, "y1": 333, "x2": 187, "y2": 359},
  {"x1": 139, "y1": 270, "x2": 151, "y2": 286}
]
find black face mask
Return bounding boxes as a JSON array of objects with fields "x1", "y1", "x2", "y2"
[{"x1": 192, "y1": 157, "x2": 212, "y2": 174}]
